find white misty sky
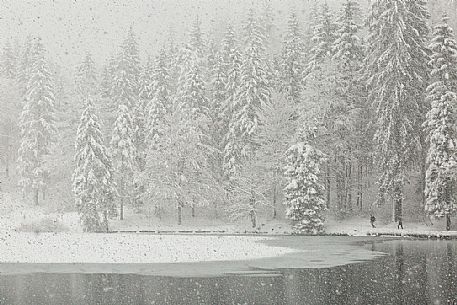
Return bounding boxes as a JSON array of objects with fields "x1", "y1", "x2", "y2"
[{"x1": 0, "y1": 0, "x2": 332, "y2": 67}]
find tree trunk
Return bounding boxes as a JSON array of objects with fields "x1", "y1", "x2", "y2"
[
  {"x1": 34, "y1": 188, "x2": 39, "y2": 206},
  {"x1": 357, "y1": 157, "x2": 363, "y2": 211},
  {"x1": 393, "y1": 184, "x2": 402, "y2": 222},
  {"x1": 120, "y1": 178, "x2": 124, "y2": 220},
  {"x1": 272, "y1": 174, "x2": 277, "y2": 219},
  {"x1": 346, "y1": 153, "x2": 352, "y2": 212},
  {"x1": 177, "y1": 201, "x2": 182, "y2": 225},
  {"x1": 103, "y1": 211, "x2": 109, "y2": 232},
  {"x1": 214, "y1": 201, "x2": 218, "y2": 219},
  {"x1": 191, "y1": 203, "x2": 195, "y2": 217},
  {"x1": 446, "y1": 214, "x2": 451, "y2": 231},
  {"x1": 4, "y1": 135, "x2": 9, "y2": 178},
  {"x1": 326, "y1": 160, "x2": 331, "y2": 209}
]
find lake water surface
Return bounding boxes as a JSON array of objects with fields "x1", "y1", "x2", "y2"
[{"x1": 0, "y1": 237, "x2": 455, "y2": 305}]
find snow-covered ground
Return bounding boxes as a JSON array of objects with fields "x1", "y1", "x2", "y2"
[{"x1": 0, "y1": 232, "x2": 296, "y2": 264}]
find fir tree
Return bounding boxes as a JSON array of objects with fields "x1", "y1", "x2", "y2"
[
  {"x1": 73, "y1": 97, "x2": 116, "y2": 232},
  {"x1": 75, "y1": 52, "x2": 97, "y2": 98},
  {"x1": 280, "y1": 12, "x2": 305, "y2": 104},
  {"x1": 283, "y1": 138, "x2": 327, "y2": 234},
  {"x1": 424, "y1": 15, "x2": 457, "y2": 231},
  {"x1": 1, "y1": 40, "x2": 18, "y2": 79},
  {"x1": 17, "y1": 38, "x2": 56, "y2": 205},
  {"x1": 305, "y1": 3, "x2": 337, "y2": 80},
  {"x1": 110, "y1": 26, "x2": 143, "y2": 170},
  {"x1": 189, "y1": 17, "x2": 205, "y2": 60},
  {"x1": 110, "y1": 104, "x2": 136, "y2": 220},
  {"x1": 364, "y1": 0, "x2": 430, "y2": 221},
  {"x1": 223, "y1": 11, "x2": 271, "y2": 180},
  {"x1": 147, "y1": 48, "x2": 171, "y2": 146}
]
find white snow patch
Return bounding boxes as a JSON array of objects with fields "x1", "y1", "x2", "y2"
[{"x1": 0, "y1": 232, "x2": 297, "y2": 264}]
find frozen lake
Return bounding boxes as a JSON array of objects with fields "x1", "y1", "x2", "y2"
[{"x1": 0, "y1": 236, "x2": 455, "y2": 304}]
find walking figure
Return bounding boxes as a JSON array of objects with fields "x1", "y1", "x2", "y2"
[
  {"x1": 397, "y1": 216, "x2": 404, "y2": 229},
  {"x1": 370, "y1": 215, "x2": 376, "y2": 228}
]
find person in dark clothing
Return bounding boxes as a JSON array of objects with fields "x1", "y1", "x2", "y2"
[
  {"x1": 370, "y1": 215, "x2": 376, "y2": 228},
  {"x1": 397, "y1": 217, "x2": 404, "y2": 229}
]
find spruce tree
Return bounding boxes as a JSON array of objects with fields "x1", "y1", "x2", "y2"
[
  {"x1": 147, "y1": 48, "x2": 171, "y2": 146},
  {"x1": 1, "y1": 40, "x2": 17, "y2": 79},
  {"x1": 424, "y1": 15, "x2": 457, "y2": 231},
  {"x1": 223, "y1": 10, "x2": 271, "y2": 180},
  {"x1": 284, "y1": 139, "x2": 327, "y2": 234},
  {"x1": 280, "y1": 12, "x2": 305, "y2": 104},
  {"x1": 305, "y1": 3, "x2": 337, "y2": 79},
  {"x1": 110, "y1": 104, "x2": 136, "y2": 220},
  {"x1": 75, "y1": 52, "x2": 97, "y2": 98},
  {"x1": 17, "y1": 38, "x2": 56, "y2": 205},
  {"x1": 73, "y1": 97, "x2": 116, "y2": 232},
  {"x1": 364, "y1": 0, "x2": 430, "y2": 221},
  {"x1": 110, "y1": 27, "x2": 143, "y2": 170}
]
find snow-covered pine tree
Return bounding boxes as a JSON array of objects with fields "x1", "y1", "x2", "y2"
[
  {"x1": 424, "y1": 15, "x2": 457, "y2": 231},
  {"x1": 110, "y1": 26, "x2": 143, "y2": 171},
  {"x1": 328, "y1": 0, "x2": 364, "y2": 216},
  {"x1": 1, "y1": 40, "x2": 18, "y2": 80},
  {"x1": 75, "y1": 52, "x2": 97, "y2": 98},
  {"x1": 17, "y1": 37, "x2": 56, "y2": 205},
  {"x1": 305, "y1": 3, "x2": 337, "y2": 80},
  {"x1": 177, "y1": 48, "x2": 209, "y2": 117},
  {"x1": 333, "y1": 0, "x2": 363, "y2": 76},
  {"x1": 223, "y1": 10, "x2": 271, "y2": 180},
  {"x1": 283, "y1": 136, "x2": 327, "y2": 234},
  {"x1": 221, "y1": 24, "x2": 242, "y2": 127},
  {"x1": 280, "y1": 12, "x2": 305, "y2": 104},
  {"x1": 17, "y1": 36, "x2": 34, "y2": 95},
  {"x1": 110, "y1": 104, "x2": 136, "y2": 220},
  {"x1": 73, "y1": 97, "x2": 116, "y2": 232},
  {"x1": 189, "y1": 17, "x2": 205, "y2": 60},
  {"x1": 364, "y1": 0, "x2": 430, "y2": 221},
  {"x1": 147, "y1": 48, "x2": 171, "y2": 147}
]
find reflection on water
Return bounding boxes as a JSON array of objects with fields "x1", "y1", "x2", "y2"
[{"x1": 0, "y1": 240, "x2": 456, "y2": 305}]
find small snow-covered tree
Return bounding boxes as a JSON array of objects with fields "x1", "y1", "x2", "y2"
[
  {"x1": 424, "y1": 15, "x2": 457, "y2": 231},
  {"x1": 17, "y1": 38, "x2": 56, "y2": 205},
  {"x1": 110, "y1": 104, "x2": 136, "y2": 220},
  {"x1": 73, "y1": 98, "x2": 116, "y2": 232},
  {"x1": 283, "y1": 138, "x2": 327, "y2": 234}
]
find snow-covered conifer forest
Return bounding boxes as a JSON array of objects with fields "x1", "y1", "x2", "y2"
[{"x1": 2, "y1": 0, "x2": 457, "y2": 234}]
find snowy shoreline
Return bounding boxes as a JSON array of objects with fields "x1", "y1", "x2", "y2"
[{"x1": 0, "y1": 232, "x2": 297, "y2": 264}]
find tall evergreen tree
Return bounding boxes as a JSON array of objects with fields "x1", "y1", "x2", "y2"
[
  {"x1": 75, "y1": 52, "x2": 97, "y2": 98},
  {"x1": 110, "y1": 104, "x2": 136, "y2": 220},
  {"x1": 1, "y1": 40, "x2": 18, "y2": 79},
  {"x1": 147, "y1": 48, "x2": 171, "y2": 146},
  {"x1": 223, "y1": 10, "x2": 271, "y2": 180},
  {"x1": 424, "y1": 15, "x2": 457, "y2": 231},
  {"x1": 280, "y1": 12, "x2": 305, "y2": 104},
  {"x1": 364, "y1": 0, "x2": 430, "y2": 221},
  {"x1": 305, "y1": 3, "x2": 337, "y2": 80},
  {"x1": 73, "y1": 97, "x2": 116, "y2": 232},
  {"x1": 110, "y1": 27, "x2": 143, "y2": 171},
  {"x1": 17, "y1": 38, "x2": 56, "y2": 205}
]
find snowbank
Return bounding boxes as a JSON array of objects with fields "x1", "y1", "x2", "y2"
[{"x1": 0, "y1": 232, "x2": 297, "y2": 264}]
